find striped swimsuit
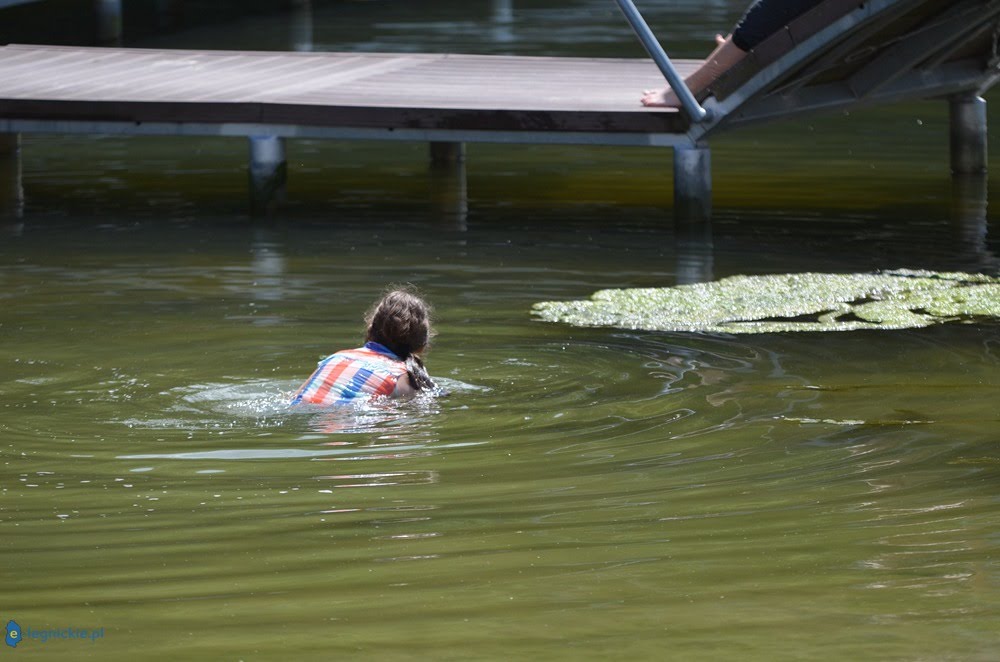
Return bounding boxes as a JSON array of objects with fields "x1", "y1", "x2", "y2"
[{"x1": 291, "y1": 342, "x2": 407, "y2": 406}]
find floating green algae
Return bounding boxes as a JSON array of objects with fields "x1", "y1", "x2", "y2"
[{"x1": 532, "y1": 270, "x2": 1000, "y2": 334}]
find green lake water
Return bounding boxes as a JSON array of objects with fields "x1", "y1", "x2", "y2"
[{"x1": 2, "y1": 1, "x2": 999, "y2": 660}]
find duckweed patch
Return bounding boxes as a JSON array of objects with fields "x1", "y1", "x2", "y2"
[{"x1": 532, "y1": 270, "x2": 1000, "y2": 333}]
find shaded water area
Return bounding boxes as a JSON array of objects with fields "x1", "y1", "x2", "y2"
[{"x1": 2, "y1": 1, "x2": 1000, "y2": 659}]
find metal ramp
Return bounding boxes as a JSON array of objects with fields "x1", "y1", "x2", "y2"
[
  {"x1": 705, "y1": 0, "x2": 1000, "y2": 129},
  {"x1": 625, "y1": 0, "x2": 1000, "y2": 217}
]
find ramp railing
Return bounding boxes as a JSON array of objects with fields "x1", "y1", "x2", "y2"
[{"x1": 613, "y1": 0, "x2": 711, "y2": 122}]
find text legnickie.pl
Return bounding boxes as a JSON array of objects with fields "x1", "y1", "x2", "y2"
[{"x1": 4, "y1": 620, "x2": 106, "y2": 647}]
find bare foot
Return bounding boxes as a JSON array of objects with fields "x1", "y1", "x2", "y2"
[
  {"x1": 641, "y1": 87, "x2": 680, "y2": 107},
  {"x1": 641, "y1": 34, "x2": 742, "y2": 107}
]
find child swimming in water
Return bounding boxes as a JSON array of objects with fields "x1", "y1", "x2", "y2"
[{"x1": 291, "y1": 287, "x2": 436, "y2": 406}]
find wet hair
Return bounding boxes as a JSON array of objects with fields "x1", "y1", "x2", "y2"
[
  {"x1": 403, "y1": 353, "x2": 436, "y2": 392},
  {"x1": 365, "y1": 287, "x2": 436, "y2": 391}
]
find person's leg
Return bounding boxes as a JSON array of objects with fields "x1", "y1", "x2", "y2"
[{"x1": 640, "y1": 36, "x2": 747, "y2": 107}]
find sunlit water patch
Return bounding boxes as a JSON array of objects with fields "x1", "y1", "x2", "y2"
[{"x1": 117, "y1": 376, "x2": 483, "y2": 437}]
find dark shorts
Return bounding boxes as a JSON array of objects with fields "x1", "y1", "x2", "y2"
[{"x1": 732, "y1": 0, "x2": 827, "y2": 51}]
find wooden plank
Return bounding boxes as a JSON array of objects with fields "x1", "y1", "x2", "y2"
[
  {"x1": 0, "y1": 45, "x2": 693, "y2": 134},
  {"x1": 0, "y1": 97, "x2": 685, "y2": 134}
]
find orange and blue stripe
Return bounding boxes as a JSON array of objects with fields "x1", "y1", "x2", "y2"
[{"x1": 291, "y1": 342, "x2": 406, "y2": 406}]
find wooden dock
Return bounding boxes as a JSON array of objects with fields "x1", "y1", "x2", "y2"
[
  {"x1": 1, "y1": 0, "x2": 998, "y2": 217},
  {"x1": 0, "y1": 45, "x2": 696, "y2": 142}
]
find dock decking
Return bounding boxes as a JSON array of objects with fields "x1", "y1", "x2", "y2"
[{"x1": 0, "y1": 45, "x2": 697, "y2": 144}]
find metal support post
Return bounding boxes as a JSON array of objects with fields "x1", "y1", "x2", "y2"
[
  {"x1": 950, "y1": 94, "x2": 987, "y2": 175},
  {"x1": 673, "y1": 143, "x2": 712, "y2": 222},
  {"x1": 248, "y1": 136, "x2": 287, "y2": 215}
]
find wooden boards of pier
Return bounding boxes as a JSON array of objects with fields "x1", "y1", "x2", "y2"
[{"x1": 0, "y1": 45, "x2": 695, "y2": 142}]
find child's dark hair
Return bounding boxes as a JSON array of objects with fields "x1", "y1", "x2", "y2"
[{"x1": 365, "y1": 287, "x2": 436, "y2": 391}]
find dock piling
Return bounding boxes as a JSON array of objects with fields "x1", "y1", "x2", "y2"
[
  {"x1": 949, "y1": 94, "x2": 987, "y2": 175},
  {"x1": 673, "y1": 143, "x2": 712, "y2": 222},
  {"x1": 248, "y1": 136, "x2": 287, "y2": 215}
]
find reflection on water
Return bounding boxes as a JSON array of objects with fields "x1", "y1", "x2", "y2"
[
  {"x1": 951, "y1": 175, "x2": 999, "y2": 273},
  {"x1": 289, "y1": 0, "x2": 313, "y2": 52},
  {"x1": 0, "y1": 134, "x2": 23, "y2": 221},
  {"x1": 428, "y1": 145, "x2": 469, "y2": 229},
  {"x1": 490, "y1": 0, "x2": 514, "y2": 44},
  {"x1": 1, "y1": 1, "x2": 998, "y2": 660}
]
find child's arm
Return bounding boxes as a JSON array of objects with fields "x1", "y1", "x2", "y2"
[{"x1": 392, "y1": 372, "x2": 417, "y2": 398}]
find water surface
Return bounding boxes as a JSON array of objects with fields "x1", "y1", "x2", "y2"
[{"x1": 2, "y1": 1, "x2": 999, "y2": 660}]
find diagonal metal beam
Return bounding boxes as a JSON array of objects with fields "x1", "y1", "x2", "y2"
[
  {"x1": 848, "y1": 0, "x2": 1000, "y2": 98},
  {"x1": 694, "y1": 0, "x2": 907, "y2": 141},
  {"x1": 721, "y1": 58, "x2": 999, "y2": 129},
  {"x1": 923, "y1": 11, "x2": 1000, "y2": 69},
  {"x1": 765, "y1": 0, "x2": 926, "y2": 97}
]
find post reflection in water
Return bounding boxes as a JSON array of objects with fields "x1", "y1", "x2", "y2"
[
  {"x1": 491, "y1": 0, "x2": 515, "y2": 43},
  {"x1": 674, "y1": 215, "x2": 714, "y2": 284},
  {"x1": 95, "y1": 0, "x2": 123, "y2": 45},
  {"x1": 290, "y1": 0, "x2": 314, "y2": 52},
  {"x1": 951, "y1": 175, "x2": 998, "y2": 272},
  {"x1": 0, "y1": 133, "x2": 23, "y2": 224},
  {"x1": 250, "y1": 230, "x2": 287, "y2": 299},
  {"x1": 155, "y1": 0, "x2": 183, "y2": 30},
  {"x1": 428, "y1": 143, "x2": 469, "y2": 230},
  {"x1": 249, "y1": 229, "x2": 289, "y2": 328}
]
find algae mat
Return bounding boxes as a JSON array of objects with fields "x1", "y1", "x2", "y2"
[{"x1": 532, "y1": 270, "x2": 1000, "y2": 333}]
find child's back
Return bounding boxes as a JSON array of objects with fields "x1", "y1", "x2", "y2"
[{"x1": 291, "y1": 288, "x2": 435, "y2": 406}]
